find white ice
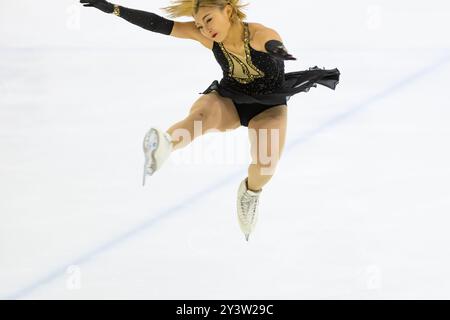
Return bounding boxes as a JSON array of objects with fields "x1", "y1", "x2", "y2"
[{"x1": 1, "y1": 0, "x2": 450, "y2": 299}]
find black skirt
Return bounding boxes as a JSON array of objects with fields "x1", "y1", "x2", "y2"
[{"x1": 199, "y1": 66, "x2": 341, "y2": 106}]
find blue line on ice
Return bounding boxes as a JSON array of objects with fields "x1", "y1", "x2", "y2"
[{"x1": 4, "y1": 51, "x2": 450, "y2": 300}]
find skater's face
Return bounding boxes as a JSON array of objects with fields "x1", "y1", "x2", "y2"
[{"x1": 193, "y1": 5, "x2": 233, "y2": 41}]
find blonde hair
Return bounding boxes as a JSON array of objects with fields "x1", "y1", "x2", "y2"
[{"x1": 161, "y1": 0, "x2": 249, "y2": 24}]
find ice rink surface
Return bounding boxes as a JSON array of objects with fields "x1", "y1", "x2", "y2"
[{"x1": 1, "y1": 0, "x2": 450, "y2": 299}]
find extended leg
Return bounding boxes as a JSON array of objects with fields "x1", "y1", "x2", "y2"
[{"x1": 166, "y1": 91, "x2": 240, "y2": 151}]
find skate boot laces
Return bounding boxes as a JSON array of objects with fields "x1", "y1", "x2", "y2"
[{"x1": 239, "y1": 190, "x2": 260, "y2": 225}]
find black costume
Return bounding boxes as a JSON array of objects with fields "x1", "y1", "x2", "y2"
[
  {"x1": 81, "y1": 1, "x2": 340, "y2": 127},
  {"x1": 201, "y1": 22, "x2": 340, "y2": 126}
]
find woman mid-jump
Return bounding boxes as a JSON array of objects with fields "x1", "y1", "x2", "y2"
[{"x1": 80, "y1": 0, "x2": 340, "y2": 241}]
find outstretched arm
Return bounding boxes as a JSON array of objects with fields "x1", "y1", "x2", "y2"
[{"x1": 80, "y1": 0, "x2": 174, "y2": 36}]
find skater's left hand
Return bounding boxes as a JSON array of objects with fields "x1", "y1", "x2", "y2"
[
  {"x1": 265, "y1": 40, "x2": 297, "y2": 61},
  {"x1": 80, "y1": 0, "x2": 114, "y2": 14}
]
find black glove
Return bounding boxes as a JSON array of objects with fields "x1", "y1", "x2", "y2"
[
  {"x1": 80, "y1": 0, "x2": 114, "y2": 14},
  {"x1": 265, "y1": 40, "x2": 297, "y2": 61}
]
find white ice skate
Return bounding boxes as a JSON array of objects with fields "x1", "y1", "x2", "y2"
[
  {"x1": 142, "y1": 127, "x2": 173, "y2": 186},
  {"x1": 237, "y1": 177, "x2": 262, "y2": 242}
]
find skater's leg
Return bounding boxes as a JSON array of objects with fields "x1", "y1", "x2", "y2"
[
  {"x1": 246, "y1": 105, "x2": 287, "y2": 192},
  {"x1": 166, "y1": 91, "x2": 240, "y2": 151}
]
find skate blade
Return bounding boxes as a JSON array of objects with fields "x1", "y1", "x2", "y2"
[
  {"x1": 142, "y1": 128, "x2": 159, "y2": 186},
  {"x1": 142, "y1": 165, "x2": 149, "y2": 186},
  {"x1": 142, "y1": 160, "x2": 155, "y2": 186}
]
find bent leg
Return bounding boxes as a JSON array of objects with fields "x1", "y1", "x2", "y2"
[{"x1": 247, "y1": 105, "x2": 287, "y2": 192}]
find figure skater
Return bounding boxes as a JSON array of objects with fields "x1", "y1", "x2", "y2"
[{"x1": 80, "y1": 0, "x2": 340, "y2": 241}]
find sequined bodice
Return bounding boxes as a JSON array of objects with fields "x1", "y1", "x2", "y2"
[{"x1": 212, "y1": 22, "x2": 285, "y2": 95}]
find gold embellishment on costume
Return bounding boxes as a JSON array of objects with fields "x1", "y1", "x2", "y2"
[
  {"x1": 218, "y1": 22, "x2": 265, "y2": 84},
  {"x1": 113, "y1": 4, "x2": 120, "y2": 16}
]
